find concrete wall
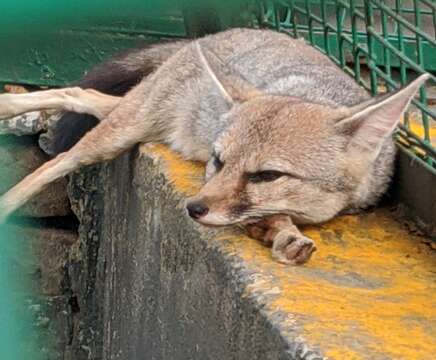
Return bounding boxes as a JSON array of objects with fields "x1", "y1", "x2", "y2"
[
  {"x1": 394, "y1": 147, "x2": 436, "y2": 237},
  {"x1": 65, "y1": 146, "x2": 305, "y2": 360},
  {"x1": 63, "y1": 144, "x2": 436, "y2": 360}
]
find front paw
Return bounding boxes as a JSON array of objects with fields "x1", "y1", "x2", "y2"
[{"x1": 272, "y1": 230, "x2": 316, "y2": 265}]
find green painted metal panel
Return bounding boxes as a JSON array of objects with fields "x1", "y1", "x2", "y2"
[
  {"x1": 0, "y1": 0, "x2": 187, "y2": 86},
  {"x1": 0, "y1": 0, "x2": 254, "y2": 86}
]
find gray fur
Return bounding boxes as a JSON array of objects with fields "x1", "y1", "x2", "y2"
[{"x1": 116, "y1": 29, "x2": 370, "y2": 159}]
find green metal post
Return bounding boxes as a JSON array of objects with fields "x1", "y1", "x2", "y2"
[
  {"x1": 320, "y1": 0, "x2": 332, "y2": 55},
  {"x1": 364, "y1": 0, "x2": 378, "y2": 95},
  {"x1": 380, "y1": 2, "x2": 392, "y2": 87},
  {"x1": 350, "y1": 0, "x2": 361, "y2": 82},
  {"x1": 335, "y1": 1, "x2": 346, "y2": 68}
]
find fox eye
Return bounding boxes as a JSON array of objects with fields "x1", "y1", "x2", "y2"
[
  {"x1": 247, "y1": 170, "x2": 285, "y2": 183},
  {"x1": 212, "y1": 153, "x2": 223, "y2": 172}
]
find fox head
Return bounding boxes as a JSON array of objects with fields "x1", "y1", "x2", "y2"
[{"x1": 186, "y1": 42, "x2": 430, "y2": 226}]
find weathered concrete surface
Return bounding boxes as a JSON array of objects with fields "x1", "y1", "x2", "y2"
[
  {"x1": 3, "y1": 223, "x2": 76, "y2": 294},
  {"x1": 394, "y1": 146, "x2": 436, "y2": 238},
  {"x1": 2, "y1": 221, "x2": 77, "y2": 359},
  {"x1": 0, "y1": 135, "x2": 71, "y2": 217},
  {"x1": 66, "y1": 144, "x2": 436, "y2": 360},
  {"x1": 18, "y1": 225, "x2": 76, "y2": 295},
  {"x1": 28, "y1": 294, "x2": 74, "y2": 360},
  {"x1": 0, "y1": 111, "x2": 44, "y2": 135}
]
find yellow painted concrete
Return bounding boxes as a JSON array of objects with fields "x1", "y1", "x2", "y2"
[
  {"x1": 400, "y1": 116, "x2": 436, "y2": 148},
  {"x1": 142, "y1": 143, "x2": 436, "y2": 360}
]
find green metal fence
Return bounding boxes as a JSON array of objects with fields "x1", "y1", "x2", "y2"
[
  {"x1": 0, "y1": 1, "x2": 434, "y2": 171},
  {"x1": 255, "y1": 0, "x2": 436, "y2": 171}
]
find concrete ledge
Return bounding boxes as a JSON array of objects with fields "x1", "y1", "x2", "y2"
[
  {"x1": 65, "y1": 144, "x2": 436, "y2": 360},
  {"x1": 394, "y1": 145, "x2": 436, "y2": 238}
]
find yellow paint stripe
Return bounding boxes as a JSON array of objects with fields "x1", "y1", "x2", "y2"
[
  {"x1": 401, "y1": 117, "x2": 436, "y2": 147},
  {"x1": 141, "y1": 144, "x2": 436, "y2": 360}
]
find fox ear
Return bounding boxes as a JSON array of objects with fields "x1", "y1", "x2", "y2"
[
  {"x1": 335, "y1": 73, "x2": 430, "y2": 159},
  {"x1": 195, "y1": 41, "x2": 262, "y2": 104}
]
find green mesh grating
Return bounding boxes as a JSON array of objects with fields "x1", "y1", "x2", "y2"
[{"x1": 254, "y1": 0, "x2": 436, "y2": 170}]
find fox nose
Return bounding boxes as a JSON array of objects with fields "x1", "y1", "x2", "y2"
[{"x1": 186, "y1": 200, "x2": 209, "y2": 219}]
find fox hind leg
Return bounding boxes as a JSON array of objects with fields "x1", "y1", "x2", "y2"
[
  {"x1": 0, "y1": 87, "x2": 121, "y2": 120},
  {"x1": 0, "y1": 84, "x2": 153, "y2": 221}
]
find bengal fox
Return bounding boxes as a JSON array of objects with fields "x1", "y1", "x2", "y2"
[{"x1": 0, "y1": 28, "x2": 429, "y2": 265}]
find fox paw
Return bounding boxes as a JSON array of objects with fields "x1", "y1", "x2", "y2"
[{"x1": 272, "y1": 231, "x2": 316, "y2": 265}]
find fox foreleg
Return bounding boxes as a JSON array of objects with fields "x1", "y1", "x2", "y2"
[
  {"x1": 246, "y1": 215, "x2": 317, "y2": 265},
  {"x1": 0, "y1": 83, "x2": 153, "y2": 221}
]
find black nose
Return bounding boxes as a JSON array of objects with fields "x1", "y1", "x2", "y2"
[{"x1": 186, "y1": 201, "x2": 209, "y2": 219}]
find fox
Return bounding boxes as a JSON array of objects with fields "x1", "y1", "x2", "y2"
[{"x1": 0, "y1": 28, "x2": 430, "y2": 265}]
